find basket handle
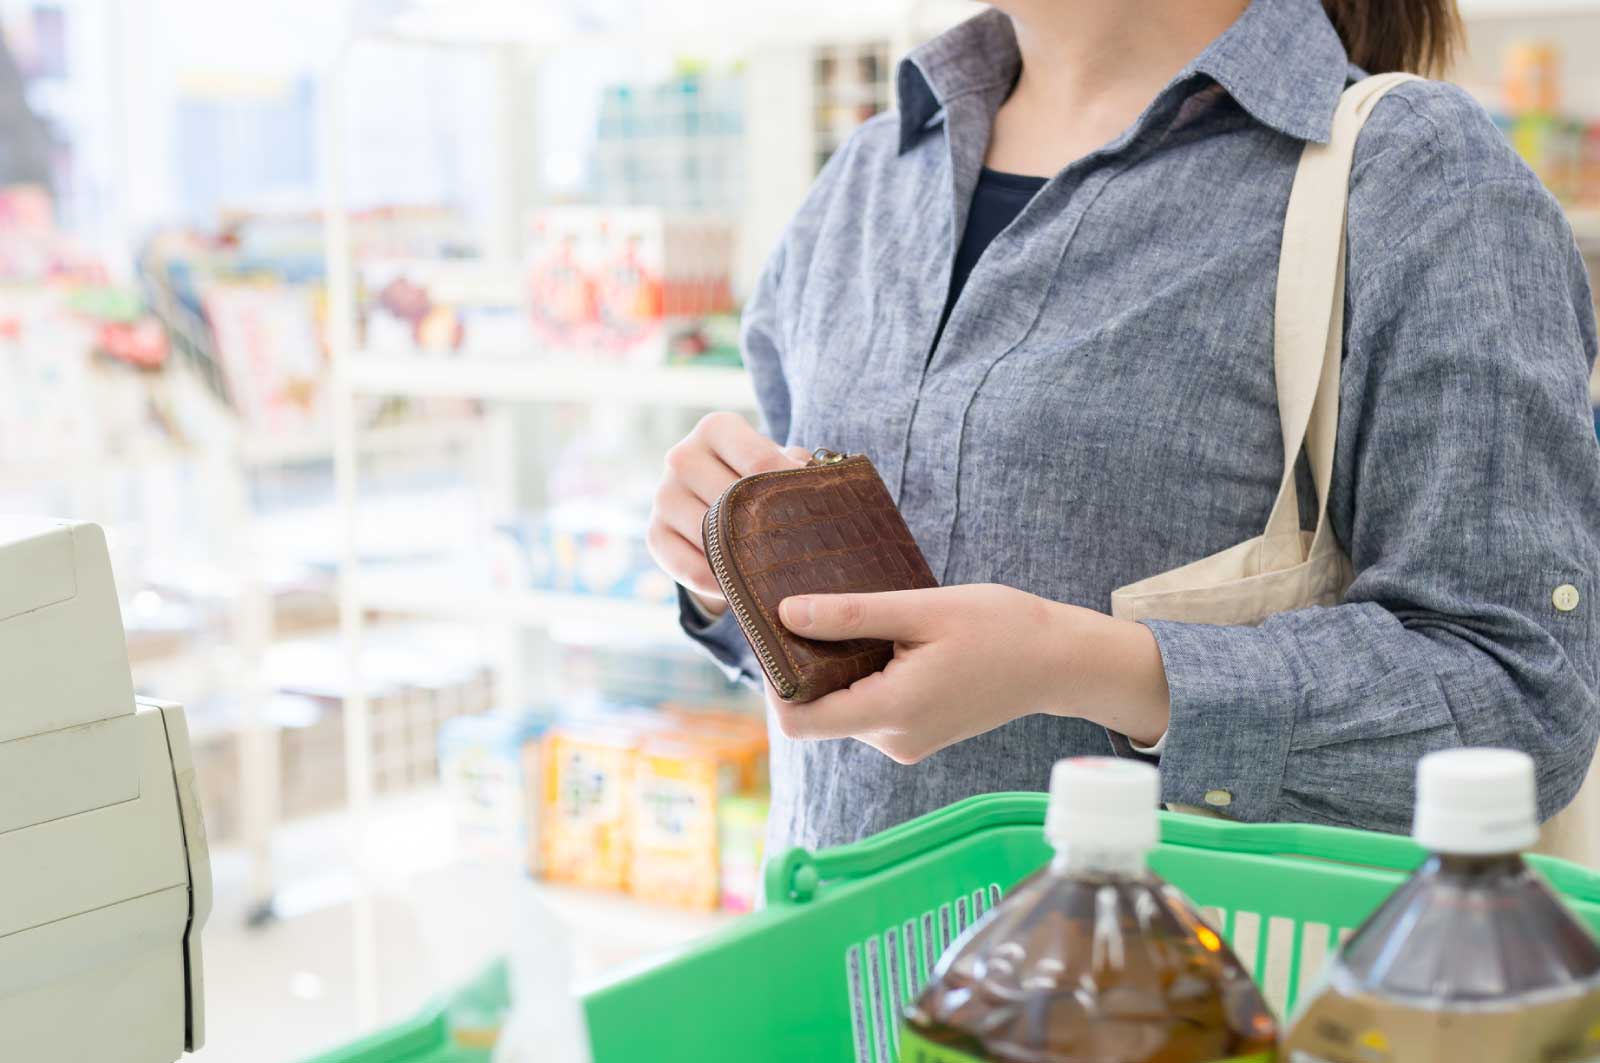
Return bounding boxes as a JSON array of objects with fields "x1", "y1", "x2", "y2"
[
  {"x1": 763, "y1": 792, "x2": 1600, "y2": 907},
  {"x1": 765, "y1": 793, "x2": 1049, "y2": 904}
]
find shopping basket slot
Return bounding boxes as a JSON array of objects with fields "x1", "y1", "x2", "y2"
[{"x1": 845, "y1": 880, "x2": 1010, "y2": 1063}]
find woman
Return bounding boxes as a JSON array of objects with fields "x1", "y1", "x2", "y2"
[{"x1": 645, "y1": 0, "x2": 1600, "y2": 853}]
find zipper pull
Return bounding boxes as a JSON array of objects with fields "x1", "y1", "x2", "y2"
[{"x1": 810, "y1": 448, "x2": 847, "y2": 465}]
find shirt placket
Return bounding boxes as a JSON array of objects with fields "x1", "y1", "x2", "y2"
[
  {"x1": 901, "y1": 168, "x2": 1114, "y2": 579},
  {"x1": 898, "y1": 96, "x2": 1192, "y2": 580}
]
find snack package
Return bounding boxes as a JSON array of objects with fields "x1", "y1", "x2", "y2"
[
  {"x1": 661, "y1": 703, "x2": 769, "y2": 792},
  {"x1": 541, "y1": 716, "x2": 648, "y2": 891},
  {"x1": 627, "y1": 719, "x2": 767, "y2": 911},
  {"x1": 627, "y1": 731, "x2": 734, "y2": 910}
]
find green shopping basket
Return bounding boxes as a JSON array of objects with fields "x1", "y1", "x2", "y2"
[{"x1": 301, "y1": 792, "x2": 1600, "y2": 1063}]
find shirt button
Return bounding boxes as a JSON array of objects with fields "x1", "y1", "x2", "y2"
[
  {"x1": 1554, "y1": 584, "x2": 1581, "y2": 613},
  {"x1": 1204, "y1": 789, "x2": 1233, "y2": 808}
]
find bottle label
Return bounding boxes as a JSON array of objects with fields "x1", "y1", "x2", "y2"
[
  {"x1": 898, "y1": 1026, "x2": 1273, "y2": 1062},
  {"x1": 1285, "y1": 983, "x2": 1600, "y2": 1063}
]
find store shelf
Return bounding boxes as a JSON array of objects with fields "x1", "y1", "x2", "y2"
[
  {"x1": 345, "y1": 354, "x2": 759, "y2": 410},
  {"x1": 2, "y1": 417, "x2": 486, "y2": 489},
  {"x1": 359, "y1": 574, "x2": 683, "y2": 638},
  {"x1": 238, "y1": 415, "x2": 486, "y2": 465},
  {"x1": 1461, "y1": 0, "x2": 1600, "y2": 17},
  {"x1": 365, "y1": 1, "x2": 907, "y2": 49},
  {"x1": 1568, "y1": 208, "x2": 1600, "y2": 251}
]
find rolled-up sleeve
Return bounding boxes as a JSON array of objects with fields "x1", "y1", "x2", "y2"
[
  {"x1": 677, "y1": 584, "x2": 759, "y2": 684},
  {"x1": 1148, "y1": 85, "x2": 1600, "y2": 833}
]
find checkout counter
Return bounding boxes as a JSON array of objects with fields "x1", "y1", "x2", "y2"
[{"x1": 0, "y1": 518, "x2": 209, "y2": 1062}]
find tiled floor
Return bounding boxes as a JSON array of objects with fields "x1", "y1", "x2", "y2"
[{"x1": 190, "y1": 791, "x2": 736, "y2": 1063}]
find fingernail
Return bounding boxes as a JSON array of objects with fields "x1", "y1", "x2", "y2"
[{"x1": 781, "y1": 597, "x2": 813, "y2": 631}]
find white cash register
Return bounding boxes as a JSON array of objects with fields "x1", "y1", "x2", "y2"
[{"x1": 0, "y1": 518, "x2": 210, "y2": 1062}]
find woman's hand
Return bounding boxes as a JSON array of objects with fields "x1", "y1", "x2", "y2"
[
  {"x1": 769, "y1": 584, "x2": 1172, "y2": 763},
  {"x1": 645, "y1": 412, "x2": 809, "y2": 617}
]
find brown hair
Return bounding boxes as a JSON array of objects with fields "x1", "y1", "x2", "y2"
[{"x1": 1322, "y1": 0, "x2": 1464, "y2": 75}]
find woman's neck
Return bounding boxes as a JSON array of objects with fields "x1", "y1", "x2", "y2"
[{"x1": 986, "y1": 0, "x2": 1252, "y2": 176}]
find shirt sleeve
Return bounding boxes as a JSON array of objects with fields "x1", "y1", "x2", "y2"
[
  {"x1": 1145, "y1": 85, "x2": 1600, "y2": 833},
  {"x1": 677, "y1": 583, "x2": 760, "y2": 684}
]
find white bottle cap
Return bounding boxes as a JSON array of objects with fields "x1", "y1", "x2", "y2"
[
  {"x1": 1045, "y1": 757, "x2": 1161, "y2": 854},
  {"x1": 1413, "y1": 748, "x2": 1539, "y2": 855}
]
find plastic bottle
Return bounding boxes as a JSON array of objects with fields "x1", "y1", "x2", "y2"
[
  {"x1": 901, "y1": 757, "x2": 1278, "y2": 1062},
  {"x1": 492, "y1": 881, "x2": 593, "y2": 1063},
  {"x1": 1285, "y1": 748, "x2": 1600, "y2": 1062}
]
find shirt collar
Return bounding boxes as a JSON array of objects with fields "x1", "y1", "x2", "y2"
[{"x1": 896, "y1": 0, "x2": 1351, "y2": 154}]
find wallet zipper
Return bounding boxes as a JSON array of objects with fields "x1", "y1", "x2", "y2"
[{"x1": 703, "y1": 448, "x2": 856, "y2": 700}]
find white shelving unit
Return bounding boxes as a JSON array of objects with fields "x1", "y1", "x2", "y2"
[
  {"x1": 359, "y1": 575, "x2": 683, "y2": 638},
  {"x1": 1461, "y1": 0, "x2": 1600, "y2": 16},
  {"x1": 346, "y1": 353, "x2": 757, "y2": 407},
  {"x1": 319, "y1": 14, "x2": 815, "y2": 1024},
  {"x1": 1568, "y1": 208, "x2": 1600, "y2": 250}
]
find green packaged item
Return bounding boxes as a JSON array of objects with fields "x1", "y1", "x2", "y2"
[{"x1": 717, "y1": 793, "x2": 769, "y2": 912}]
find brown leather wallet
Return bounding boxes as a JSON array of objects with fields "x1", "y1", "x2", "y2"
[{"x1": 702, "y1": 449, "x2": 938, "y2": 703}]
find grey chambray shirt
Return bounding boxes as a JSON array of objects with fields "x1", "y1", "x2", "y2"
[{"x1": 683, "y1": 0, "x2": 1600, "y2": 852}]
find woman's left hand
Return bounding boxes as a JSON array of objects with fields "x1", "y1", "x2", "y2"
[{"x1": 770, "y1": 584, "x2": 1172, "y2": 764}]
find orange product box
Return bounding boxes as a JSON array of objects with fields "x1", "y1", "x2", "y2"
[
  {"x1": 659, "y1": 703, "x2": 769, "y2": 791},
  {"x1": 540, "y1": 718, "x2": 647, "y2": 892},
  {"x1": 627, "y1": 725, "x2": 768, "y2": 911}
]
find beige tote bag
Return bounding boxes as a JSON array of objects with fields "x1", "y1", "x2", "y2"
[{"x1": 1110, "y1": 73, "x2": 1600, "y2": 866}]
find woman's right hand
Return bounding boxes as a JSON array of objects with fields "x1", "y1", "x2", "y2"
[{"x1": 647, "y1": 412, "x2": 809, "y2": 618}]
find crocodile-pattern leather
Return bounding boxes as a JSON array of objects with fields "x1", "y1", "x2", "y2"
[{"x1": 716, "y1": 456, "x2": 937, "y2": 702}]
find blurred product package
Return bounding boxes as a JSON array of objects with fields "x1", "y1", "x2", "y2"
[
  {"x1": 591, "y1": 72, "x2": 745, "y2": 211},
  {"x1": 491, "y1": 503, "x2": 677, "y2": 606},
  {"x1": 629, "y1": 708, "x2": 767, "y2": 911},
  {"x1": 362, "y1": 260, "x2": 530, "y2": 357},
  {"x1": 525, "y1": 207, "x2": 737, "y2": 364},
  {"x1": 204, "y1": 282, "x2": 326, "y2": 436},
  {"x1": 1502, "y1": 40, "x2": 1560, "y2": 115},
  {"x1": 540, "y1": 712, "x2": 651, "y2": 892},
  {"x1": 1491, "y1": 40, "x2": 1600, "y2": 207},
  {"x1": 716, "y1": 793, "x2": 769, "y2": 913},
  {"x1": 554, "y1": 639, "x2": 754, "y2": 709},
  {"x1": 499, "y1": 702, "x2": 771, "y2": 910},
  {"x1": 0, "y1": 183, "x2": 177, "y2": 467},
  {"x1": 438, "y1": 710, "x2": 554, "y2": 867}
]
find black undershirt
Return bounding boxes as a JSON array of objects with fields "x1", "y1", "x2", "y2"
[{"x1": 932, "y1": 166, "x2": 1049, "y2": 354}]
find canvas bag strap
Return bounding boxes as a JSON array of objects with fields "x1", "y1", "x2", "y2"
[{"x1": 1259, "y1": 73, "x2": 1420, "y2": 571}]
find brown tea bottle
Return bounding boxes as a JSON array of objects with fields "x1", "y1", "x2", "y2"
[
  {"x1": 901, "y1": 758, "x2": 1278, "y2": 1063},
  {"x1": 1286, "y1": 748, "x2": 1600, "y2": 1062}
]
